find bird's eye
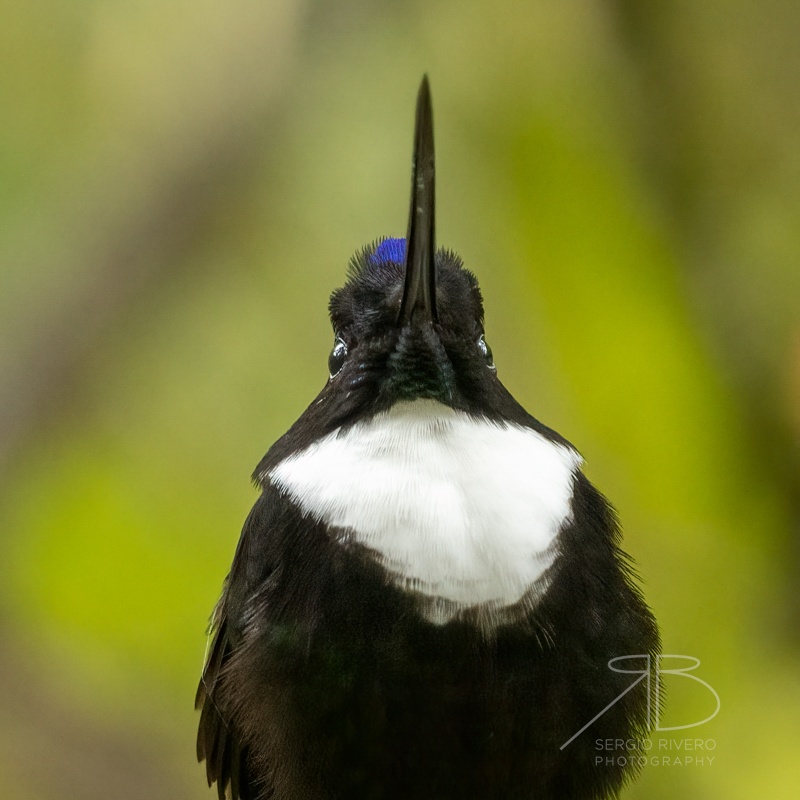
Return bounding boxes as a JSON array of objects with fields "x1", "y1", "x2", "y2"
[
  {"x1": 478, "y1": 334, "x2": 495, "y2": 369},
  {"x1": 328, "y1": 337, "x2": 348, "y2": 377}
]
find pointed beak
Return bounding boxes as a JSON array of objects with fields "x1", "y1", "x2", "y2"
[{"x1": 398, "y1": 76, "x2": 438, "y2": 327}]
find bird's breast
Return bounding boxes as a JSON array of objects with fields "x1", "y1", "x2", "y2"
[{"x1": 267, "y1": 399, "x2": 581, "y2": 624}]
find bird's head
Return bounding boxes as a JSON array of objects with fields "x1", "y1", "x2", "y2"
[
  {"x1": 323, "y1": 77, "x2": 498, "y2": 419},
  {"x1": 327, "y1": 236, "x2": 496, "y2": 413}
]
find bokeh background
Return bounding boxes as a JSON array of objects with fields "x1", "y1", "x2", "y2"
[{"x1": 1, "y1": 1, "x2": 799, "y2": 797}]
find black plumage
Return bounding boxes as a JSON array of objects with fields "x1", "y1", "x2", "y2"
[{"x1": 196, "y1": 76, "x2": 658, "y2": 800}]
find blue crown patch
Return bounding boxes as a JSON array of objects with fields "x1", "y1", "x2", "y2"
[{"x1": 371, "y1": 238, "x2": 406, "y2": 265}]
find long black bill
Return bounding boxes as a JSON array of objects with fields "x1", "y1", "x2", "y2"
[{"x1": 398, "y1": 75, "x2": 438, "y2": 326}]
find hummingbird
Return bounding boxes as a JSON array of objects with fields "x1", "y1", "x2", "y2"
[{"x1": 196, "y1": 76, "x2": 659, "y2": 800}]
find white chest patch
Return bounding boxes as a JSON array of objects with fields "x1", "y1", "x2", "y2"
[{"x1": 268, "y1": 400, "x2": 582, "y2": 622}]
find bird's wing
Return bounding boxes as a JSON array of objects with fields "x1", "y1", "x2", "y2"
[
  {"x1": 195, "y1": 602, "x2": 256, "y2": 800},
  {"x1": 196, "y1": 489, "x2": 280, "y2": 800}
]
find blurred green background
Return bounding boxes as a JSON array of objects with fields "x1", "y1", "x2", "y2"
[{"x1": 1, "y1": 1, "x2": 799, "y2": 797}]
